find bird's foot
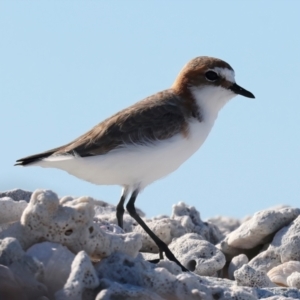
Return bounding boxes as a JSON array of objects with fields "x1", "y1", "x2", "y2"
[
  {"x1": 162, "y1": 246, "x2": 189, "y2": 272},
  {"x1": 147, "y1": 248, "x2": 188, "y2": 272}
]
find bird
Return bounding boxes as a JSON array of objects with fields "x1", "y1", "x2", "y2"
[{"x1": 15, "y1": 56, "x2": 254, "y2": 272}]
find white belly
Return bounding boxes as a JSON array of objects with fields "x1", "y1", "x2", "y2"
[{"x1": 35, "y1": 120, "x2": 214, "y2": 189}]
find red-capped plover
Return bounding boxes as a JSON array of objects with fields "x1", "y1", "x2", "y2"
[{"x1": 16, "y1": 56, "x2": 255, "y2": 271}]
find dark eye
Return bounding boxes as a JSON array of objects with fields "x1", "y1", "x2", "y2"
[{"x1": 205, "y1": 71, "x2": 219, "y2": 81}]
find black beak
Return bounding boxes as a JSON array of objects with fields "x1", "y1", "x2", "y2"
[{"x1": 229, "y1": 83, "x2": 255, "y2": 98}]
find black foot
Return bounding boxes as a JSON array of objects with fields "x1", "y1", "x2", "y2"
[
  {"x1": 161, "y1": 244, "x2": 189, "y2": 272},
  {"x1": 148, "y1": 258, "x2": 161, "y2": 264},
  {"x1": 148, "y1": 252, "x2": 188, "y2": 272},
  {"x1": 147, "y1": 249, "x2": 164, "y2": 265},
  {"x1": 125, "y1": 189, "x2": 189, "y2": 272}
]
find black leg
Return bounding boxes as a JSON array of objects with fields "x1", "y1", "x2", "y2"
[
  {"x1": 126, "y1": 189, "x2": 188, "y2": 272},
  {"x1": 116, "y1": 194, "x2": 127, "y2": 229}
]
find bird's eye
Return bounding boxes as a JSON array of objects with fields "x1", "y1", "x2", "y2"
[{"x1": 205, "y1": 71, "x2": 219, "y2": 81}]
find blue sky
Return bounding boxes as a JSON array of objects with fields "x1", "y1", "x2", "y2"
[{"x1": 1, "y1": 1, "x2": 300, "y2": 219}]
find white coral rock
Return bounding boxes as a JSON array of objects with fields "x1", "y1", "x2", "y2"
[
  {"x1": 227, "y1": 207, "x2": 300, "y2": 249},
  {"x1": 95, "y1": 252, "x2": 211, "y2": 299},
  {"x1": 171, "y1": 202, "x2": 222, "y2": 244},
  {"x1": 207, "y1": 215, "x2": 241, "y2": 237},
  {"x1": 286, "y1": 271, "x2": 300, "y2": 289},
  {"x1": 263, "y1": 297, "x2": 298, "y2": 300},
  {"x1": 55, "y1": 251, "x2": 99, "y2": 300},
  {"x1": 169, "y1": 233, "x2": 225, "y2": 275},
  {"x1": 18, "y1": 189, "x2": 142, "y2": 259},
  {"x1": 235, "y1": 264, "x2": 276, "y2": 288},
  {"x1": 0, "y1": 197, "x2": 27, "y2": 224},
  {"x1": 267, "y1": 261, "x2": 300, "y2": 287},
  {"x1": 26, "y1": 242, "x2": 75, "y2": 296},
  {"x1": 228, "y1": 254, "x2": 249, "y2": 280},
  {"x1": 0, "y1": 237, "x2": 25, "y2": 265},
  {"x1": 96, "y1": 280, "x2": 164, "y2": 300}
]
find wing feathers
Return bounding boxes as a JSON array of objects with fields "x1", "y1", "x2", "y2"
[{"x1": 15, "y1": 89, "x2": 194, "y2": 165}]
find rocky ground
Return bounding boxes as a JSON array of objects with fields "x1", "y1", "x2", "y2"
[{"x1": 0, "y1": 189, "x2": 300, "y2": 300}]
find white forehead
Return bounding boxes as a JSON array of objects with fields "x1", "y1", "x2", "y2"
[{"x1": 213, "y1": 67, "x2": 235, "y2": 83}]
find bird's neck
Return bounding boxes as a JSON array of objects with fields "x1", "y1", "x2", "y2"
[{"x1": 190, "y1": 86, "x2": 236, "y2": 123}]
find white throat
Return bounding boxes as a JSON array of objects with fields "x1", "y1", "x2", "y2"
[{"x1": 190, "y1": 85, "x2": 236, "y2": 122}]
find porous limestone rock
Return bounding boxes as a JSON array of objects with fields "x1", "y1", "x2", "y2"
[
  {"x1": 96, "y1": 281, "x2": 164, "y2": 300},
  {"x1": 95, "y1": 252, "x2": 289, "y2": 300},
  {"x1": 95, "y1": 251, "x2": 212, "y2": 300},
  {"x1": 247, "y1": 214, "x2": 300, "y2": 276},
  {"x1": 0, "y1": 237, "x2": 47, "y2": 299},
  {"x1": 0, "y1": 189, "x2": 32, "y2": 202},
  {"x1": 55, "y1": 251, "x2": 99, "y2": 300},
  {"x1": 133, "y1": 217, "x2": 186, "y2": 253},
  {"x1": 216, "y1": 237, "x2": 245, "y2": 261},
  {"x1": 227, "y1": 207, "x2": 300, "y2": 249},
  {"x1": 0, "y1": 197, "x2": 27, "y2": 224},
  {"x1": 235, "y1": 264, "x2": 276, "y2": 288},
  {"x1": 1, "y1": 188, "x2": 300, "y2": 299},
  {"x1": 94, "y1": 210, "x2": 136, "y2": 234},
  {"x1": 168, "y1": 233, "x2": 226, "y2": 275},
  {"x1": 92, "y1": 197, "x2": 145, "y2": 236},
  {"x1": 255, "y1": 288, "x2": 300, "y2": 299},
  {"x1": 94, "y1": 209, "x2": 186, "y2": 253},
  {"x1": 155, "y1": 259, "x2": 182, "y2": 276},
  {"x1": 27, "y1": 242, "x2": 76, "y2": 296},
  {"x1": 0, "y1": 237, "x2": 25, "y2": 265},
  {"x1": 133, "y1": 217, "x2": 174, "y2": 253},
  {"x1": 8, "y1": 253, "x2": 47, "y2": 299},
  {"x1": 95, "y1": 200, "x2": 222, "y2": 254},
  {"x1": 228, "y1": 254, "x2": 249, "y2": 280},
  {"x1": 0, "y1": 264, "x2": 24, "y2": 300},
  {"x1": 220, "y1": 285, "x2": 257, "y2": 300},
  {"x1": 171, "y1": 202, "x2": 223, "y2": 245},
  {"x1": 1, "y1": 190, "x2": 143, "y2": 260},
  {"x1": 248, "y1": 248, "x2": 282, "y2": 273},
  {"x1": 207, "y1": 215, "x2": 241, "y2": 238},
  {"x1": 286, "y1": 271, "x2": 300, "y2": 289},
  {"x1": 93, "y1": 219, "x2": 124, "y2": 235},
  {"x1": 269, "y1": 215, "x2": 300, "y2": 263},
  {"x1": 263, "y1": 297, "x2": 299, "y2": 300}
]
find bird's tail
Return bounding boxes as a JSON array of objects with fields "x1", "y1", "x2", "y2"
[{"x1": 15, "y1": 147, "x2": 61, "y2": 166}]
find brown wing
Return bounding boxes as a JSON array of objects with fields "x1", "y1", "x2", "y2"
[
  {"x1": 15, "y1": 89, "x2": 190, "y2": 166},
  {"x1": 58, "y1": 89, "x2": 189, "y2": 157}
]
